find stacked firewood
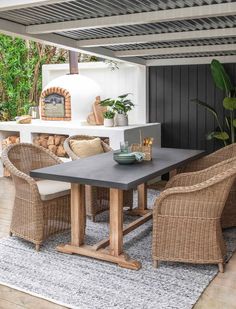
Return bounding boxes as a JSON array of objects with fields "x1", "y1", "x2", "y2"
[
  {"x1": 33, "y1": 134, "x2": 68, "y2": 157},
  {"x1": 2, "y1": 135, "x2": 20, "y2": 149},
  {"x1": 2, "y1": 135, "x2": 20, "y2": 176}
]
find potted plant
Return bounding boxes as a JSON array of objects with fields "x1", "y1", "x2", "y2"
[
  {"x1": 103, "y1": 110, "x2": 115, "y2": 127},
  {"x1": 100, "y1": 94, "x2": 134, "y2": 126},
  {"x1": 192, "y1": 59, "x2": 236, "y2": 146}
]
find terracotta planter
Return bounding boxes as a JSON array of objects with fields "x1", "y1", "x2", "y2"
[
  {"x1": 104, "y1": 118, "x2": 114, "y2": 127},
  {"x1": 116, "y1": 114, "x2": 128, "y2": 126}
]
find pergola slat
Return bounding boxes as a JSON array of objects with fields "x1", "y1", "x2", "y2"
[
  {"x1": 0, "y1": 0, "x2": 235, "y2": 65},
  {"x1": 26, "y1": 3, "x2": 236, "y2": 34},
  {"x1": 77, "y1": 28, "x2": 236, "y2": 47}
]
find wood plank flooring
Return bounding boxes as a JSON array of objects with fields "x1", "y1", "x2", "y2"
[{"x1": 0, "y1": 178, "x2": 236, "y2": 309}]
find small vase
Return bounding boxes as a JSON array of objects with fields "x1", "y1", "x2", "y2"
[
  {"x1": 104, "y1": 118, "x2": 114, "y2": 127},
  {"x1": 116, "y1": 114, "x2": 128, "y2": 126}
]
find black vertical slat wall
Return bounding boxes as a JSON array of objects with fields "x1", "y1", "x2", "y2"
[{"x1": 149, "y1": 63, "x2": 236, "y2": 153}]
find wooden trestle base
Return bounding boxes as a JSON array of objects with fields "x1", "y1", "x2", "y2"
[
  {"x1": 56, "y1": 244, "x2": 142, "y2": 270},
  {"x1": 56, "y1": 183, "x2": 151, "y2": 270}
]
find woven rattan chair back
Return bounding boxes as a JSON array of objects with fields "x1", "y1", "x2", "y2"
[
  {"x1": 1, "y1": 143, "x2": 70, "y2": 250},
  {"x1": 6, "y1": 143, "x2": 61, "y2": 176},
  {"x1": 153, "y1": 157, "x2": 236, "y2": 272},
  {"x1": 177, "y1": 143, "x2": 236, "y2": 228}
]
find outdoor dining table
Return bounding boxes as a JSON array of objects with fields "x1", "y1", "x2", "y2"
[{"x1": 30, "y1": 147, "x2": 204, "y2": 270}]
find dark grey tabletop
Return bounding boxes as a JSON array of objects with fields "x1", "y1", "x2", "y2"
[{"x1": 30, "y1": 148, "x2": 205, "y2": 190}]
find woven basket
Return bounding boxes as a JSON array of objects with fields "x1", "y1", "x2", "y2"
[{"x1": 131, "y1": 143, "x2": 152, "y2": 161}]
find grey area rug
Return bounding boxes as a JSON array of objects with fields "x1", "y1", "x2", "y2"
[{"x1": 0, "y1": 190, "x2": 236, "y2": 309}]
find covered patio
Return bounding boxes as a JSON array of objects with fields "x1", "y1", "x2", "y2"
[{"x1": 0, "y1": 1, "x2": 236, "y2": 309}]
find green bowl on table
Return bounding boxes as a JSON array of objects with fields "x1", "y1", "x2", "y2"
[{"x1": 113, "y1": 151, "x2": 145, "y2": 165}]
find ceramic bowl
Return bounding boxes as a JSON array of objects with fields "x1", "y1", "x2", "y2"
[{"x1": 113, "y1": 152, "x2": 136, "y2": 165}]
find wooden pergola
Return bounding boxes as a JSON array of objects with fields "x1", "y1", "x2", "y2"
[{"x1": 0, "y1": 0, "x2": 235, "y2": 66}]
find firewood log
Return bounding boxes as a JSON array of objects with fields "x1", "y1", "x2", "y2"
[
  {"x1": 56, "y1": 145, "x2": 66, "y2": 157},
  {"x1": 54, "y1": 135, "x2": 61, "y2": 146},
  {"x1": 48, "y1": 144, "x2": 57, "y2": 154},
  {"x1": 40, "y1": 139, "x2": 48, "y2": 149},
  {"x1": 9, "y1": 136, "x2": 18, "y2": 144},
  {"x1": 47, "y1": 136, "x2": 54, "y2": 146}
]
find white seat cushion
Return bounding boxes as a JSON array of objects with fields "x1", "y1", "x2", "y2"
[{"x1": 37, "y1": 180, "x2": 70, "y2": 201}]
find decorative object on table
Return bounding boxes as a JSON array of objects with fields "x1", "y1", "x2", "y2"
[
  {"x1": 113, "y1": 151, "x2": 145, "y2": 165},
  {"x1": 120, "y1": 141, "x2": 129, "y2": 153},
  {"x1": 15, "y1": 115, "x2": 32, "y2": 124},
  {"x1": 63, "y1": 134, "x2": 133, "y2": 221},
  {"x1": 177, "y1": 142, "x2": 236, "y2": 229},
  {"x1": 28, "y1": 105, "x2": 40, "y2": 119},
  {"x1": 100, "y1": 93, "x2": 134, "y2": 126},
  {"x1": 153, "y1": 157, "x2": 236, "y2": 273},
  {"x1": 33, "y1": 134, "x2": 68, "y2": 157},
  {"x1": 192, "y1": 59, "x2": 236, "y2": 146},
  {"x1": 87, "y1": 96, "x2": 107, "y2": 125},
  {"x1": 113, "y1": 152, "x2": 136, "y2": 165},
  {"x1": 1, "y1": 143, "x2": 71, "y2": 251},
  {"x1": 103, "y1": 110, "x2": 115, "y2": 127},
  {"x1": 131, "y1": 130, "x2": 154, "y2": 161}
]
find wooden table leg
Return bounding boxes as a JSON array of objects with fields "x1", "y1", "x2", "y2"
[
  {"x1": 109, "y1": 188, "x2": 141, "y2": 269},
  {"x1": 109, "y1": 188, "x2": 123, "y2": 256},
  {"x1": 71, "y1": 183, "x2": 85, "y2": 246},
  {"x1": 138, "y1": 183, "x2": 147, "y2": 211},
  {"x1": 126, "y1": 183, "x2": 149, "y2": 216}
]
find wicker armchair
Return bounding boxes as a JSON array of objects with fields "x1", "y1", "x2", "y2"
[
  {"x1": 152, "y1": 157, "x2": 236, "y2": 272},
  {"x1": 64, "y1": 135, "x2": 133, "y2": 221},
  {"x1": 1, "y1": 143, "x2": 71, "y2": 251},
  {"x1": 177, "y1": 143, "x2": 236, "y2": 228}
]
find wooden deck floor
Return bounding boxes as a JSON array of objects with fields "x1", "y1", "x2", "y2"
[{"x1": 0, "y1": 178, "x2": 236, "y2": 309}]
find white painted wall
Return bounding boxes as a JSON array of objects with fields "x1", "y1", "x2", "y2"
[{"x1": 42, "y1": 62, "x2": 147, "y2": 124}]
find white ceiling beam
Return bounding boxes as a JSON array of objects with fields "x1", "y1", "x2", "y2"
[
  {"x1": 146, "y1": 55, "x2": 236, "y2": 66},
  {"x1": 0, "y1": 18, "x2": 146, "y2": 66},
  {"x1": 0, "y1": 0, "x2": 71, "y2": 11},
  {"x1": 115, "y1": 44, "x2": 236, "y2": 57},
  {"x1": 77, "y1": 28, "x2": 236, "y2": 48},
  {"x1": 26, "y1": 2, "x2": 236, "y2": 34}
]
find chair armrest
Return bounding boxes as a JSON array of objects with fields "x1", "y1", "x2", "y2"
[
  {"x1": 177, "y1": 156, "x2": 212, "y2": 173},
  {"x1": 168, "y1": 157, "x2": 236, "y2": 189},
  {"x1": 154, "y1": 172, "x2": 232, "y2": 218},
  {"x1": 166, "y1": 170, "x2": 212, "y2": 189},
  {"x1": 1, "y1": 151, "x2": 38, "y2": 189},
  {"x1": 178, "y1": 145, "x2": 236, "y2": 173}
]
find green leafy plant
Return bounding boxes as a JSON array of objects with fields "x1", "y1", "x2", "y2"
[
  {"x1": 100, "y1": 94, "x2": 134, "y2": 115},
  {"x1": 0, "y1": 34, "x2": 68, "y2": 121},
  {"x1": 103, "y1": 110, "x2": 115, "y2": 119},
  {"x1": 192, "y1": 59, "x2": 236, "y2": 145}
]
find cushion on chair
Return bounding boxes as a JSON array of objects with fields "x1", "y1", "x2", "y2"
[
  {"x1": 37, "y1": 179, "x2": 70, "y2": 201},
  {"x1": 69, "y1": 138, "x2": 104, "y2": 158}
]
